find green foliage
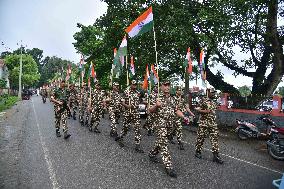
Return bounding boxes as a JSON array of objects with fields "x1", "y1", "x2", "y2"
[
  {"x1": 0, "y1": 95, "x2": 18, "y2": 112},
  {"x1": 0, "y1": 79, "x2": 7, "y2": 88},
  {"x1": 276, "y1": 86, "x2": 284, "y2": 97},
  {"x1": 4, "y1": 54, "x2": 40, "y2": 89},
  {"x1": 238, "y1": 85, "x2": 252, "y2": 97}
]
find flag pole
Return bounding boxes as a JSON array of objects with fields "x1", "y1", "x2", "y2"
[{"x1": 152, "y1": 21, "x2": 159, "y2": 96}]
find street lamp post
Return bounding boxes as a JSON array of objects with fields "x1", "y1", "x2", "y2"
[{"x1": 18, "y1": 44, "x2": 23, "y2": 99}]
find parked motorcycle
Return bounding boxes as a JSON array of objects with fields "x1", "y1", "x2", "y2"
[
  {"x1": 236, "y1": 115, "x2": 284, "y2": 160},
  {"x1": 267, "y1": 126, "x2": 284, "y2": 160},
  {"x1": 235, "y1": 115, "x2": 276, "y2": 140}
]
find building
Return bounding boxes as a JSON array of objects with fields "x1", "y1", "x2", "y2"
[{"x1": 0, "y1": 59, "x2": 10, "y2": 88}]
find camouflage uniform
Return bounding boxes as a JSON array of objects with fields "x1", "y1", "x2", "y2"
[
  {"x1": 108, "y1": 89, "x2": 122, "y2": 137},
  {"x1": 68, "y1": 87, "x2": 78, "y2": 120},
  {"x1": 149, "y1": 92, "x2": 176, "y2": 170},
  {"x1": 144, "y1": 90, "x2": 158, "y2": 135},
  {"x1": 195, "y1": 96, "x2": 219, "y2": 154},
  {"x1": 78, "y1": 87, "x2": 90, "y2": 126},
  {"x1": 51, "y1": 86, "x2": 70, "y2": 138},
  {"x1": 89, "y1": 88, "x2": 104, "y2": 132},
  {"x1": 170, "y1": 95, "x2": 187, "y2": 145},
  {"x1": 118, "y1": 87, "x2": 142, "y2": 146}
]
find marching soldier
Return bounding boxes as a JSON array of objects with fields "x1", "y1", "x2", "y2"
[
  {"x1": 169, "y1": 86, "x2": 195, "y2": 150},
  {"x1": 78, "y1": 83, "x2": 90, "y2": 126},
  {"x1": 148, "y1": 80, "x2": 189, "y2": 178},
  {"x1": 68, "y1": 84, "x2": 78, "y2": 120},
  {"x1": 106, "y1": 82, "x2": 121, "y2": 138},
  {"x1": 143, "y1": 86, "x2": 158, "y2": 136},
  {"x1": 88, "y1": 82, "x2": 105, "y2": 133},
  {"x1": 194, "y1": 88, "x2": 224, "y2": 164},
  {"x1": 50, "y1": 80, "x2": 71, "y2": 139},
  {"x1": 115, "y1": 80, "x2": 144, "y2": 153},
  {"x1": 40, "y1": 84, "x2": 48, "y2": 103}
]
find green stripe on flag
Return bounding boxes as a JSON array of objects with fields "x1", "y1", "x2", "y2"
[{"x1": 133, "y1": 21, "x2": 153, "y2": 38}]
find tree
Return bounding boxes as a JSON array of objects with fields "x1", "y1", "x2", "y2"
[
  {"x1": 4, "y1": 54, "x2": 40, "y2": 89},
  {"x1": 276, "y1": 86, "x2": 284, "y2": 97},
  {"x1": 73, "y1": 0, "x2": 284, "y2": 103},
  {"x1": 238, "y1": 85, "x2": 252, "y2": 97}
]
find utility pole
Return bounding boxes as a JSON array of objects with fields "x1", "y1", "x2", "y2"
[{"x1": 18, "y1": 43, "x2": 23, "y2": 99}]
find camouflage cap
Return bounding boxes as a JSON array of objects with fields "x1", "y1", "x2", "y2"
[
  {"x1": 131, "y1": 80, "x2": 137, "y2": 85},
  {"x1": 113, "y1": 82, "x2": 119, "y2": 86},
  {"x1": 161, "y1": 79, "x2": 170, "y2": 85},
  {"x1": 176, "y1": 86, "x2": 182, "y2": 91}
]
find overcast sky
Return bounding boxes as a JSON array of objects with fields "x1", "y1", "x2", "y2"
[{"x1": 0, "y1": 0, "x2": 283, "y2": 88}]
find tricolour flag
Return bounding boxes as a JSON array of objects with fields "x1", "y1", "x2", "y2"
[
  {"x1": 150, "y1": 64, "x2": 158, "y2": 84},
  {"x1": 125, "y1": 6, "x2": 153, "y2": 38},
  {"x1": 199, "y1": 49, "x2": 205, "y2": 79},
  {"x1": 142, "y1": 65, "x2": 150, "y2": 90},
  {"x1": 118, "y1": 36, "x2": 127, "y2": 56},
  {"x1": 130, "y1": 56, "x2": 135, "y2": 77},
  {"x1": 187, "y1": 48, "x2": 192, "y2": 74}
]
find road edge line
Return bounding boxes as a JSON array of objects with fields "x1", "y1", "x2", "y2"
[{"x1": 32, "y1": 99, "x2": 60, "y2": 189}]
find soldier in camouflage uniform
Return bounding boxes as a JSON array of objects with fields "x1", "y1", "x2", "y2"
[
  {"x1": 50, "y1": 80, "x2": 71, "y2": 139},
  {"x1": 115, "y1": 80, "x2": 144, "y2": 153},
  {"x1": 78, "y1": 83, "x2": 90, "y2": 126},
  {"x1": 106, "y1": 82, "x2": 121, "y2": 138},
  {"x1": 143, "y1": 86, "x2": 158, "y2": 136},
  {"x1": 194, "y1": 88, "x2": 223, "y2": 164},
  {"x1": 148, "y1": 80, "x2": 189, "y2": 178},
  {"x1": 169, "y1": 86, "x2": 195, "y2": 150},
  {"x1": 68, "y1": 84, "x2": 78, "y2": 120},
  {"x1": 88, "y1": 82, "x2": 105, "y2": 133}
]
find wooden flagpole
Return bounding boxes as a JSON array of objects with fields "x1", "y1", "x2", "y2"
[{"x1": 152, "y1": 21, "x2": 159, "y2": 96}]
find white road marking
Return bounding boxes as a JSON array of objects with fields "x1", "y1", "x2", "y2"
[
  {"x1": 183, "y1": 141, "x2": 283, "y2": 175},
  {"x1": 32, "y1": 99, "x2": 60, "y2": 189}
]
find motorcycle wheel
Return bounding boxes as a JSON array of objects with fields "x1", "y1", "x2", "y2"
[
  {"x1": 268, "y1": 141, "x2": 284, "y2": 161},
  {"x1": 237, "y1": 129, "x2": 248, "y2": 140}
]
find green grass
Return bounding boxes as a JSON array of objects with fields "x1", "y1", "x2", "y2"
[{"x1": 0, "y1": 95, "x2": 19, "y2": 112}]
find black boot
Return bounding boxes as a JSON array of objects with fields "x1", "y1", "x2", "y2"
[
  {"x1": 178, "y1": 142, "x2": 185, "y2": 150},
  {"x1": 195, "y1": 151, "x2": 202, "y2": 159},
  {"x1": 85, "y1": 120, "x2": 89, "y2": 127},
  {"x1": 110, "y1": 131, "x2": 118, "y2": 138},
  {"x1": 213, "y1": 152, "x2": 224, "y2": 164},
  {"x1": 64, "y1": 132, "x2": 71, "y2": 139},
  {"x1": 115, "y1": 137, "x2": 124, "y2": 147},
  {"x1": 89, "y1": 125, "x2": 93, "y2": 132},
  {"x1": 165, "y1": 168, "x2": 177, "y2": 178},
  {"x1": 93, "y1": 128, "x2": 101, "y2": 133},
  {"x1": 149, "y1": 156, "x2": 159, "y2": 163},
  {"x1": 73, "y1": 112, "x2": 76, "y2": 120},
  {"x1": 135, "y1": 144, "x2": 144, "y2": 153},
  {"x1": 56, "y1": 129, "x2": 61, "y2": 137},
  {"x1": 147, "y1": 130, "x2": 153, "y2": 136},
  {"x1": 168, "y1": 135, "x2": 175, "y2": 144}
]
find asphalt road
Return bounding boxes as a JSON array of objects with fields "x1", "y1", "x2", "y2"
[{"x1": 0, "y1": 95, "x2": 283, "y2": 189}]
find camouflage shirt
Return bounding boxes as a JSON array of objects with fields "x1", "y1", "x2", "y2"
[
  {"x1": 69, "y1": 88, "x2": 78, "y2": 101},
  {"x1": 90, "y1": 89, "x2": 104, "y2": 110},
  {"x1": 109, "y1": 90, "x2": 122, "y2": 111},
  {"x1": 150, "y1": 92, "x2": 176, "y2": 120},
  {"x1": 173, "y1": 95, "x2": 187, "y2": 113},
  {"x1": 123, "y1": 88, "x2": 140, "y2": 111},
  {"x1": 52, "y1": 87, "x2": 68, "y2": 107},
  {"x1": 198, "y1": 96, "x2": 218, "y2": 121}
]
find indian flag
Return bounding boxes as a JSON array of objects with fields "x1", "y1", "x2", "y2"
[
  {"x1": 150, "y1": 64, "x2": 158, "y2": 84},
  {"x1": 142, "y1": 65, "x2": 150, "y2": 90},
  {"x1": 118, "y1": 36, "x2": 127, "y2": 56},
  {"x1": 130, "y1": 56, "x2": 135, "y2": 76},
  {"x1": 187, "y1": 48, "x2": 192, "y2": 74},
  {"x1": 125, "y1": 6, "x2": 153, "y2": 38}
]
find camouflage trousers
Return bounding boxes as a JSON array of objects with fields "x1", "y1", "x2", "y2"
[
  {"x1": 120, "y1": 110, "x2": 141, "y2": 145},
  {"x1": 79, "y1": 103, "x2": 90, "y2": 123},
  {"x1": 54, "y1": 105, "x2": 68, "y2": 133},
  {"x1": 90, "y1": 108, "x2": 104, "y2": 129},
  {"x1": 149, "y1": 119, "x2": 173, "y2": 169},
  {"x1": 109, "y1": 107, "x2": 120, "y2": 134},
  {"x1": 143, "y1": 113, "x2": 157, "y2": 132},
  {"x1": 169, "y1": 117, "x2": 183, "y2": 143},
  {"x1": 195, "y1": 122, "x2": 219, "y2": 153},
  {"x1": 69, "y1": 99, "x2": 78, "y2": 116}
]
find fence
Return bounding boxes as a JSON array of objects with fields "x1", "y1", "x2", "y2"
[
  {"x1": 228, "y1": 94, "x2": 272, "y2": 110},
  {"x1": 0, "y1": 88, "x2": 18, "y2": 96}
]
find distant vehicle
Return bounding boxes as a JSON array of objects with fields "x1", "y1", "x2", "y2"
[
  {"x1": 21, "y1": 90, "x2": 31, "y2": 100},
  {"x1": 256, "y1": 100, "x2": 273, "y2": 112}
]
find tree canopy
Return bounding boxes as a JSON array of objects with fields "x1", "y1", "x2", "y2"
[{"x1": 73, "y1": 0, "x2": 284, "y2": 99}]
